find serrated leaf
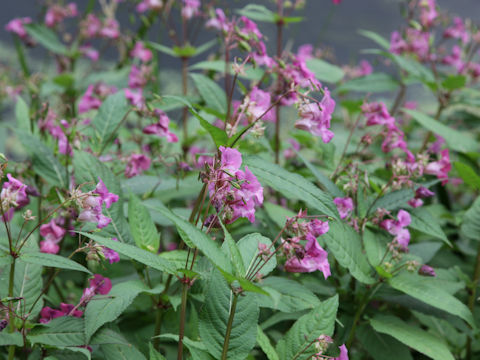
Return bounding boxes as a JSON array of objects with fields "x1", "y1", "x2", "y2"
[
  {"x1": 409, "y1": 208, "x2": 451, "y2": 246},
  {"x1": 370, "y1": 315, "x2": 455, "y2": 360},
  {"x1": 90, "y1": 327, "x2": 130, "y2": 346},
  {"x1": 101, "y1": 343, "x2": 147, "y2": 360},
  {"x1": 190, "y1": 73, "x2": 227, "y2": 114},
  {"x1": 17, "y1": 130, "x2": 67, "y2": 188},
  {"x1": 305, "y1": 58, "x2": 344, "y2": 84},
  {"x1": 238, "y1": 233, "x2": 276, "y2": 278},
  {"x1": 73, "y1": 151, "x2": 133, "y2": 244},
  {"x1": 257, "y1": 326, "x2": 279, "y2": 360},
  {"x1": 146, "y1": 202, "x2": 232, "y2": 272},
  {"x1": 0, "y1": 332, "x2": 23, "y2": 346},
  {"x1": 25, "y1": 23, "x2": 69, "y2": 55},
  {"x1": 78, "y1": 232, "x2": 175, "y2": 274},
  {"x1": 84, "y1": 280, "x2": 152, "y2": 341},
  {"x1": 323, "y1": 221, "x2": 375, "y2": 284},
  {"x1": 199, "y1": 269, "x2": 259, "y2": 360},
  {"x1": 28, "y1": 317, "x2": 86, "y2": 347},
  {"x1": 276, "y1": 295, "x2": 339, "y2": 360},
  {"x1": 20, "y1": 252, "x2": 92, "y2": 274},
  {"x1": 255, "y1": 277, "x2": 320, "y2": 312},
  {"x1": 129, "y1": 195, "x2": 159, "y2": 253},
  {"x1": 454, "y1": 162, "x2": 480, "y2": 190},
  {"x1": 357, "y1": 324, "x2": 413, "y2": 360},
  {"x1": 15, "y1": 96, "x2": 30, "y2": 132},
  {"x1": 91, "y1": 92, "x2": 130, "y2": 152},
  {"x1": 244, "y1": 156, "x2": 339, "y2": 219},
  {"x1": 461, "y1": 197, "x2": 480, "y2": 241},
  {"x1": 388, "y1": 272, "x2": 474, "y2": 326},
  {"x1": 405, "y1": 109, "x2": 478, "y2": 153}
]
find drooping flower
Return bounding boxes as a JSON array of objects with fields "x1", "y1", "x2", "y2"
[
  {"x1": 425, "y1": 149, "x2": 451, "y2": 184},
  {"x1": 408, "y1": 186, "x2": 435, "y2": 208},
  {"x1": 419, "y1": 0, "x2": 438, "y2": 28},
  {"x1": 285, "y1": 233, "x2": 331, "y2": 279},
  {"x1": 125, "y1": 88, "x2": 145, "y2": 108},
  {"x1": 136, "y1": 0, "x2": 163, "y2": 13},
  {"x1": 182, "y1": 0, "x2": 201, "y2": 19},
  {"x1": 243, "y1": 87, "x2": 275, "y2": 123},
  {"x1": 333, "y1": 197, "x2": 354, "y2": 219},
  {"x1": 380, "y1": 209, "x2": 411, "y2": 248},
  {"x1": 335, "y1": 344, "x2": 349, "y2": 360},
  {"x1": 78, "y1": 85, "x2": 102, "y2": 113},
  {"x1": 39, "y1": 303, "x2": 83, "y2": 324},
  {"x1": 102, "y1": 238, "x2": 120, "y2": 264},
  {"x1": 142, "y1": 109, "x2": 178, "y2": 143},
  {"x1": 80, "y1": 274, "x2": 112, "y2": 305},
  {"x1": 99, "y1": 19, "x2": 120, "y2": 39},
  {"x1": 295, "y1": 88, "x2": 335, "y2": 143},
  {"x1": 1, "y1": 174, "x2": 30, "y2": 222},
  {"x1": 206, "y1": 8, "x2": 229, "y2": 32},
  {"x1": 5, "y1": 17, "x2": 32, "y2": 39},
  {"x1": 444, "y1": 17, "x2": 470, "y2": 44},
  {"x1": 362, "y1": 102, "x2": 395, "y2": 127},
  {"x1": 442, "y1": 45, "x2": 464, "y2": 72},
  {"x1": 125, "y1": 154, "x2": 151, "y2": 178},
  {"x1": 79, "y1": 45, "x2": 100, "y2": 62},
  {"x1": 39, "y1": 219, "x2": 66, "y2": 254},
  {"x1": 128, "y1": 64, "x2": 151, "y2": 89},
  {"x1": 130, "y1": 42, "x2": 153, "y2": 62},
  {"x1": 94, "y1": 178, "x2": 119, "y2": 209}
]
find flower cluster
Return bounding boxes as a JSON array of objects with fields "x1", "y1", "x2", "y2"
[{"x1": 380, "y1": 209, "x2": 411, "y2": 248}]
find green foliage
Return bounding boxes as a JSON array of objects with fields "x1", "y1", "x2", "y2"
[
  {"x1": 129, "y1": 194, "x2": 160, "y2": 253},
  {"x1": 190, "y1": 73, "x2": 227, "y2": 115}
]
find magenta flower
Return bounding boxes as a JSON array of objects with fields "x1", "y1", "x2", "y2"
[
  {"x1": 189, "y1": 146, "x2": 214, "y2": 168},
  {"x1": 231, "y1": 166, "x2": 264, "y2": 223},
  {"x1": 39, "y1": 219, "x2": 66, "y2": 254},
  {"x1": 285, "y1": 233, "x2": 331, "y2": 279},
  {"x1": 78, "y1": 85, "x2": 102, "y2": 114},
  {"x1": 362, "y1": 102, "x2": 395, "y2": 127},
  {"x1": 45, "y1": 3, "x2": 78, "y2": 28},
  {"x1": 102, "y1": 238, "x2": 120, "y2": 264},
  {"x1": 125, "y1": 88, "x2": 145, "y2": 109},
  {"x1": 244, "y1": 87, "x2": 275, "y2": 122},
  {"x1": 182, "y1": 0, "x2": 201, "y2": 19},
  {"x1": 39, "y1": 303, "x2": 82, "y2": 324},
  {"x1": 419, "y1": 265, "x2": 436, "y2": 277},
  {"x1": 94, "y1": 179, "x2": 119, "y2": 209},
  {"x1": 128, "y1": 64, "x2": 151, "y2": 89},
  {"x1": 130, "y1": 42, "x2": 153, "y2": 62},
  {"x1": 380, "y1": 209, "x2": 411, "y2": 248},
  {"x1": 80, "y1": 14, "x2": 102, "y2": 38},
  {"x1": 99, "y1": 19, "x2": 120, "y2": 39},
  {"x1": 239, "y1": 16, "x2": 263, "y2": 39},
  {"x1": 442, "y1": 45, "x2": 464, "y2": 72},
  {"x1": 5, "y1": 17, "x2": 32, "y2": 39},
  {"x1": 205, "y1": 8, "x2": 229, "y2": 32},
  {"x1": 80, "y1": 274, "x2": 112, "y2": 305},
  {"x1": 80, "y1": 45, "x2": 99, "y2": 62},
  {"x1": 425, "y1": 149, "x2": 451, "y2": 185},
  {"x1": 125, "y1": 154, "x2": 151, "y2": 178},
  {"x1": 59, "y1": 303, "x2": 83, "y2": 318},
  {"x1": 444, "y1": 17, "x2": 470, "y2": 44},
  {"x1": 419, "y1": 0, "x2": 437, "y2": 27},
  {"x1": 335, "y1": 344, "x2": 349, "y2": 360},
  {"x1": 219, "y1": 146, "x2": 242, "y2": 172},
  {"x1": 1, "y1": 174, "x2": 30, "y2": 222},
  {"x1": 142, "y1": 109, "x2": 178, "y2": 143},
  {"x1": 136, "y1": 0, "x2": 163, "y2": 13},
  {"x1": 333, "y1": 197, "x2": 354, "y2": 219},
  {"x1": 297, "y1": 44, "x2": 313, "y2": 62},
  {"x1": 295, "y1": 88, "x2": 335, "y2": 143},
  {"x1": 283, "y1": 138, "x2": 301, "y2": 159}
]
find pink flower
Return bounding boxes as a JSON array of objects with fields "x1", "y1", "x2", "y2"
[
  {"x1": 182, "y1": 0, "x2": 200, "y2": 19},
  {"x1": 128, "y1": 64, "x2": 151, "y2": 89},
  {"x1": 99, "y1": 19, "x2": 120, "y2": 39},
  {"x1": 244, "y1": 87, "x2": 275, "y2": 122},
  {"x1": 362, "y1": 102, "x2": 395, "y2": 127},
  {"x1": 130, "y1": 42, "x2": 152, "y2": 63},
  {"x1": 136, "y1": 0, "x2": 163, "y2": 13},
  {"x1": 332, "y1": 0, "x2": 342, "y2": 4},
  {"x1": 39, "y1": 219, "x2": 66, "y2": 254},
  {"x1": 142, "y1": 109, "x2": 178, "y2": 143},
  {"x1": 80, "y1": 45, "x2": 99, "y2": 62},
  {"x1": 335, "y1": 344, "x2": 349, "y2": 360},
  {"x1": 380, "y1": 209, "x2": 411, "y2": 247},
  {"x1": 283, "y1": 138, "x2": 301, "y2": 159},
  {"x1": 231, "y1": 166, "x2": 264, "y2": 223},
  {"x1": 285, "y1": 233, "x2": 331, "y2": 279},
  {"x1": 419, "y1": 0, "x2": 437, "y2": 27},
  {"x1": 1, "y1": 174, "x2": 29, "y2": 222},
  {"x1": 189, "y1": 146, "x2": 214, "y2": 168},
  {"x1": 39, "y1": 303, "x2": 82, "y2": 323},
  {"x1": 59, "y1": 303, "x2": 83, "y2": 318},
  {"x1": 125, "y1": 154, "x2": 151, "y2": 178},
  {"x1": 125, "y1": 88, "x2": 145, "y2": 108},
  {"x1": 81, "y1": 14, "x2": 102, "y2": 37},
  {"x1": 418, "y1": 265, "x2": 436, "y2": 277},
  {"x1": 80, "y1": 274, "x2": 112, "y2": 305},
  {"x1": 219, "y1": 146, "x2": 242, "y2": 172},
  {"x1": 444, "y1": 17, "x2": 470, "y2": 44},
  {"x1": 102, "y1": 238, "x2": 120, "y2": 264},
  {"x1": 391, "y1": 29, "x2": 431, "y2": 60},
  {"x1": 206, "y1": 8, "x2": 229, "y2": 32},
  {"x1": 78, "y1": 85, "x2": 102, "y2": 114},
  {"x1": 45, "y1": 3, "x2": 78, "y2": 28},
  {"x1": 333, "y1": 197, "x2": 354, "y2": 219},
  {"x1": 297, "y1": 44, "x2": 314, "y2": 62},
  {"x1": 295, "y1": 88, "x2": 335, "y2": 143},
  {"x1": 425, "y1": 149, "x2": 451, "y2": 184},
  {"x1": 239, "y1": 16, "x2": 262, "y2": 39},
  {"x1": 94, "y1": 179, "x2": 119, "y2": 209},
  {"x1": 442, "y1": 45, "x2": 464, "y2": 72},
  {"x1": 5, "y1": 17, "x2": 32, "y2": 39}
]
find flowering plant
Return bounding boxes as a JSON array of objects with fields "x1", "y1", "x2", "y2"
[{"x1": 1, "y1": 0, "x2": 480, "y2": 359}]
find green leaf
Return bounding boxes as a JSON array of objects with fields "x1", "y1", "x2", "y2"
[
  {"x1": 190, "y1": 73, "x2": 227, "y2": 114},
  {"x1": 15, "y1": 96, "x2": 30, "y2": 132},
  {"x1": 295, "y1": 151, "x2": 344, "y2": 197},
  {"x1": 358, "y1": 29, "x2": 390, "y2": 49},
  {"x1": 405, "y1": 109, "x2": 479, "y2": 153},
  {"x1": 257, "y1": 326, "x2": 279, "y2": 360},
  {"x1": 461, "y1": 197, "x2": 480, "y2": 241},
  {"x1": 263, "y1": 202, "x2": 296, "y2": 229},
  {"x1": 220, "y1": 221, "x2": 246, "y2": 277},
  {"x1": 199, "y1": 269, "x2": 259, "y2": 360},
  {"x1": 17, "y1": 130, "x2": 67, "y2": 188},
  {"x1": 368, "y1": 189, "x2": 414, "y2": 215},
  {"x1": 388, "y1": 272, "x2": 474, "y2": 326},
  {"x1": 370, "y1": 315, "x2": 455, "y2": 360},
  {"x1": 276, "y1": 295, "x2": 339, "y2": 360},
  {"x1": 236, "y1": 4, "x2": 276, "y2": 22},
  {"x1": 255, "y1": 277, "x2": 320, "y2": 312},
  {"x1": 363, "y1": 228, "x2": 388, "y2": 267},
  {"x1": 73, "y1": 151, "x2": 133, "y2": 244},
  {"x1": 339, "y1": 73, "x2": 398, "y2": 93},
  {"x1": 238, "y1": 233, "x2": 276, "y2": 278},
  {"x1": 20, "y1": 252, "x2": 92, "y2": 274},
  {"x1": 148, "y1": 41, "x2": 177, "y2": 57},
  {"x1": 91, "y1": 91, "x2": 130, "y2": 152},
  {"x1": 149, "y1": 343, "x2": 167, "y2": 360},
  {"x1": 442, "y1": 75, "x2": 466, "y2": 91},
  {"x1": 190, "y1": 60, "x2": 264, "y2": 80},
  {"x1": 129, "y1": 195, "x2": 160, "y2": 253},
  {"x1": 90, "y1": 327, "x2": 130, "y2": 346},
  {"x1": 454, "y1": 162, "x2": 480, "y2": 190},
  {"x1": 84, "y1": 280, "x2": 153, "y2": 341},
  {"x1": 28, "y1": 317, "x2": 86, "y2": 347},
  {"x1": 323, "y1": 221, "x2": 375, "y2": 284},
  {"x1": 244, "y1": 155, "x2": 339, "y2": 219},
  {"x1": 409, "y1": 208, "x2": 451, "y2": 246},
  {"x1": 0, "y1": 332, "x2": 23, "y2": 346},
  {"x1": 305, "y1": 58, "x2": 344, "y2": 84},
  {"x1": 25, "y1": 24, "x2": 69, "y2": 55},
  {"x1": 78, "y1": 232, "x2": 175, "y2": 274},
  {"x1": 191, "y1": 109, "x2": 228, "y2": 147},
  {"x1": 146, "y1": 202, "x2": 232, "y2": 272},
  {"x1": 155, "y1": 334, "x2": 214, "y2": 360},
  {"x1": 101, "y1": 343, "x2": 147, "y2": 360},
  {"x1": 357, "y1": 324, "x2": 413, "y2": 360}
]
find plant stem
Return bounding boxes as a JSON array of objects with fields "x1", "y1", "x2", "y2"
[
  {"x1": 274, "y1": 2, "x2": 284, "y2": 164},
  {"x1": 153, "y1": 304, "x2": 164, "y2": 351},
  {"x1": 7, "y1": 259, "x2": 17, "y2": 360},
  {"x1": 177, "y1": 282, "x2": 189, "y2": 360},
  {"x1": 466, "y1": 242, "x2": 480, "y2": 360},
  {"x1": 221, "y1": 294, "x2": 239, "y2": 360},
  {"x1": 181, "y1": 57, "x2": 189, "y2": 149}
]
